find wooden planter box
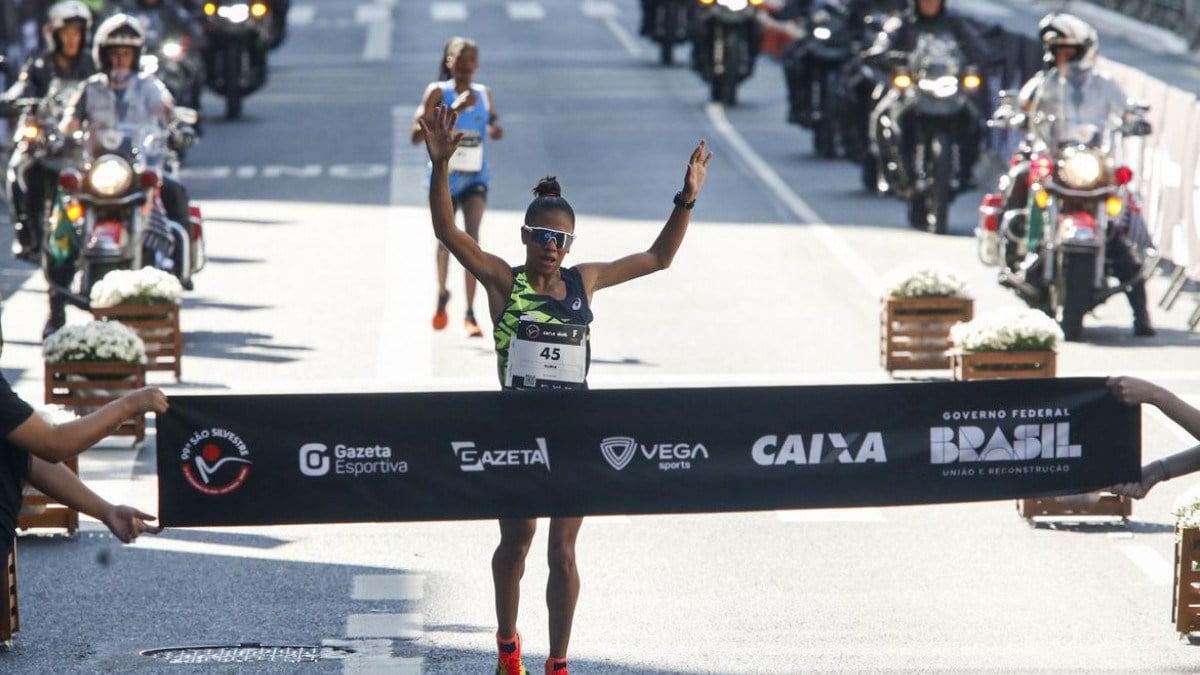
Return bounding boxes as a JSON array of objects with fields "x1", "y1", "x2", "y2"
[
  {"x1": 44, "y1": 360, "x2": 146, "y2": 444},
  {"x1": 1, "y1": 543, "x2": 16, "y2": 646},
  {"x1": 950, "y1": 350, "x2": 1057, "y2": 381},
  {"x1": 1017, "y1": 492, "x2": 1131, "y2": 520},
  {"x1": 1176, "y1": 527, "x2": 1200, "y2": 634},
  {"x1": 92, "y1": 302, "x2": 182, "y2": 381},
  {"x1": 880, "y1": 297, "x2": 973, "y2": 372},
  {"x1": 17, "y1": 457, "x2": 79, "y2": 534}
]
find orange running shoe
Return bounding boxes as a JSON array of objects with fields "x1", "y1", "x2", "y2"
[
  {"x1": 545, "y1": 657, "x2": 568, "y2": 675},
  {"x1": 431, "y1": 291, "x2": 450, "y2": 330},
  {"x1": 496, "y1": 633, "x2": 527, "y2": 675},
  {"x1": 465, "y1": 309, "x2": 483, "y2": 338}
]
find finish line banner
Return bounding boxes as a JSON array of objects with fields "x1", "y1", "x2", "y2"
[{"x1": 156, "y1": 378, "x2": 1139, "y2": 527}]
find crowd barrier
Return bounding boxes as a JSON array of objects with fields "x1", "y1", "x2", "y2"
[{"x1": 156, "y1": 379, "x2": 1138, "y2": 527}]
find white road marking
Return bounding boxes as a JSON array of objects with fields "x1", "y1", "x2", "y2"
[
  {"x1": 289, "y1": 4, "x2": 316, "y2": 26},
  {"x1": 180, "y1": 163, "x2": 389, "y2": 180},
  {"x1": 379, "y1": 106, "x2": 434, "y2": 385},
  {"x1": 507, "y1": 1, "x2": 546, "y2": 20},
  {"x1": 582, "y1": 0, "x2": 618, "y2": 19},
  {"x1": 603, "y1": 15, "x2": 643, "y2": 57},
  {"x1": 1120, "y1": 543, "x2": 1174, "y2": 586},
  {"x1": 953, "y1": 0, "x2": 1012, "y2": 19},
  {"x1": 776, "y1": 508, "x2": 887, "y2": 522},
  {"x1": 346, "y1": 613, "x2": 424, "y2": 639},
  {"x1": 342, "y1": 658, "x2": 424, "y2": 675},
  {"x1": 705, "y1": 103, "x2": 881, "y2": 298},
  {"x1": 430, "y1": 2, "x2": 467, "y2": 21},
  {"x1": 358, "y1": 2, "x2": 392, "y2": 61},
  {"x1": 352, "y1": 574, "x2": 425, "y2": 601}
]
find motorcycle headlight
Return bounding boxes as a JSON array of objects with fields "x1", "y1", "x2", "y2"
[
  {"x1": 218, "y1": 3, "x2": 251, "y2": 22},
  {"x1": 162, "y1": 41, "x2": 184, "y2": 60},
  {"x1": 715, "y1": 0, "x2": 749, "y2": 9},
  {"x1": 917, "y1": 75, "x2": 959, "y2": 98},
  {"x1": 813, "y1": 26, "x2": 832, "y2": 40},
  {"x1": 1059, "y1": 150, "x2": 1105, "y2": 189},
  {"x1": 88, "y1": 156, "x2": 133, "y2": 197}
]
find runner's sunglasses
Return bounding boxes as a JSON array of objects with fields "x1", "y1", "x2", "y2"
[{"x1": 522, "y1": 225, "x2": 576, "y2": 249}]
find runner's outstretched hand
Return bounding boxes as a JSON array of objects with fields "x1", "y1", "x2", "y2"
[
  {"x1": 417, "y1": 104, "x2": 463, "y2": 165},
  {"x1": 681, "y1": 139, "x2": 713, "y2": 202}
]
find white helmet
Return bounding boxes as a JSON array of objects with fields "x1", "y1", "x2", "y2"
[
  {"x1": 92, "y1": 13, "x2": 146, "y2": 73},
  {"x1": 1038, "y1": 12, "x2": 1098, "y2": 71},
  {"x1": 45, "y1": 1, "x2": 93, "y2": 50}
]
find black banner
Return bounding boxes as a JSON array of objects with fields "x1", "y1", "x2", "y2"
[{"x1": 155, "y1": 378, "x2": 1139, "y2": 527}]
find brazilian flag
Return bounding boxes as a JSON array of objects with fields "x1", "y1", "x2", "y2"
[{"x1": 45, "y1": 189, "x2": 79, "y2": 264}]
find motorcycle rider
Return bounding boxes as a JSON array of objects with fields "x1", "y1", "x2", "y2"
[
  {"x1": 45, "y1": 13, "x2": 194, "y2": 337},
  {"x1": 116, "y1": 0, "x2": 205, "y2": 111},
  {"x1": 1020, "y1": 12, "x2": 1155, "y2": 337},
  {"x1": 1, "y1": 0, "x2": 95, "y2": 262},
  {"x1": 864, "y1": 0, "x2": 995, "y2": 194}
]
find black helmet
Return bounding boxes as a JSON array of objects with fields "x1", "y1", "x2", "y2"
[{"x1": 92, "y1": 13, "x2": 146, "y2": 73}]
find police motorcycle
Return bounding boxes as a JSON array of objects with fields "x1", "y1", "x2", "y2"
[
  {"x1": 869, "y1": 33, "x2": 982, "y2": 234},
  {"x1": 7, "y1": 78, "x2": 85, "y2": 259},
  {"x1": 784, "y1": 0, "x2": 857, "y2": 157},
  {"x1": 47, "y1": 109, "x2": 204, "y2": 302},
  {"x1": 131, "y1": 8, "x2": 206, "y2": 112},
  {"x1": 836, "y1": 4, "x2": 905, "y2": 163},
  {"x1": 984, "y1": 104, "x2": 1152, "y2": 341},
  {"x1": 642, "y1": 0, "x2": 695, "y2": 65},
  {"x1": 691, "y1": 0, "x2": 764, "y2": 106},
  {"x1": 198, "y1": 0, "x2": 270, "y2": 119}
]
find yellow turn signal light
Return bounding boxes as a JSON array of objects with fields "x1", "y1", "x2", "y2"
[
  {"x1": 749, "y1": 0, "x2": 765, "y2": 5},
  {"x1": 962, "y1": 73, "x2": 982, "y2": 90},
  {"x1": 892, "y1": 73, "x2": 913, "y2": 89},
  {"x1": 251, "y1": 2, "x2": 269, "y2": 17},
  {"x1": 65, "y1": 201, "x2": 83, "y2": 223},
  {"x1": 1105, "y1": 196, "x2": 1124, "y2": 217},
  {"x1": 203, "y1": 2, "x2": 216, "y2": 16},
  {"x1": 699, "y1": 0, "x2": 715, "y2": 5},
  {"x1": 20, "y1": 125, "x2": 39, "y2": 141},
  {"x1": 1034, "y1": 190, "x2": 1049, "y2": 209}
]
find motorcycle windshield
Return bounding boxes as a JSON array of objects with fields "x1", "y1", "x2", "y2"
[
  {"x1": 41, "y1": 78, "x2": 82, "y2": 124},
  {"x1": 1032, "y1": 72, "x2": 1127, "y2": 153},
  {"x1": 85, "y1": 122, "x2": 168, "y2": 169},
  {"x1": 910, "y1": 34, "x2": 963, "y2": 79}
]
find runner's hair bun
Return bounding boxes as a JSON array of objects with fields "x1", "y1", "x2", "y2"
[{"x1": 532, "y1": 176, "x2": 562, "y2": 199}]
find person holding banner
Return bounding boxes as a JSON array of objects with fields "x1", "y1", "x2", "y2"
[
  {"x1": 418, "y1": 103, "x2": 712, "y2": 675},
  {"x1": 411, "y1": 36, "x2": 504, "y2": 338},
  {"x1": 1108, "y1": 376, "x2": 1200, "y2": 499},
  {"x1": 1, "y1": 375, "x2": 168, "y2": 565}
]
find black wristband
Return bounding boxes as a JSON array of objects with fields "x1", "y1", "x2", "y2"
[{"x1": 673, "y1": 191, "x2": 696, "y2": 210}]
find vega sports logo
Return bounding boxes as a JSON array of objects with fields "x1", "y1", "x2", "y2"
[
  {"x1": 600, "y1": 436, "x2": 709, "y2": 471},
  {"x1": 179, "y1": 427, "x2": 252, "y2": 496}
]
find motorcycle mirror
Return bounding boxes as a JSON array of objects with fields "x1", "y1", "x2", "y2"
[{"x1": 174, "y1": 107, "x2": 200, "y2": 126}]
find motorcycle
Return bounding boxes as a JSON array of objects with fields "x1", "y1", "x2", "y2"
[
  {"x1": 133, "y1": 9, "x2": 207, "y2": 114},
  {"x1": 783, "y1": 0, "x2": 856, "y2": 157},
  {"x1": 691, "y1": 0, "x2": 764, "y2": 106},
  {"x1": 837, "y1": 5, "x2": 904, "y2": 164},
  {"x1": 642, "y1": 0, "x2": 694, "y2": 65},
  {"x1": 6, "y1": 78, "x2": 85, "y2": 259},
  {"x1": 47, "y1": 108, "x2": 204, "y2": 304},
  {"x1": 199, "y1": 0, "x2": 271, "y2": 119},
  {"x1": 869, "y1": 34, "x2": 982, "y2": 234},
  {"x1": 982, "y1": 103, "x2": 1153, "y2": 341}
]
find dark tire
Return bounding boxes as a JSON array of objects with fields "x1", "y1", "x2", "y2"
[
  {"x1": 861, "y1": 153, "x2": 879, "y2": 193},
  {"x1": 813, "y1": 72, "x2": 840, "y2": 158},
  {"x1": 714, "y1": 30, "x2": 740, "y2": 106},
  {"x1": 926, "y1": 131, "x2": 953, "y2": 235},
  {"x1": 1057, "y1": 252, "x2": 1094, "y2": 342},
  {"x1": 659, "y1": 7, "x2": 676, "y2": 65},
  {"x1": 224, "y1": 45, "x2": 243, "y2": 120},
  {"x1": 907, "y1": 196, "x2": 925, "y2": 228}
]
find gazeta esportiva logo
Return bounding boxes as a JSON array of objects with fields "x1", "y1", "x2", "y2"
[{"x1": 179, "y1": 427, "x2": 252, "y2": 496}]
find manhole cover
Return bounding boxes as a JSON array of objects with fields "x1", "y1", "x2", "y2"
[{"x1": 141, "y1": 642, "x2": 354, "y2": 664}]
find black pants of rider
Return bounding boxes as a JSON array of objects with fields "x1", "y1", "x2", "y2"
[
  {"x1": 6, "y1": 158, "x2": 50, "y2": 260},
  {"x1": 1109, "y1": 235, "x2": 1156, "y2": 336},
  {"x1": 782, "y1": 41, "x2": 812, "y2": 125}
]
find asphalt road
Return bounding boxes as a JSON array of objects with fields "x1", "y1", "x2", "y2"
[{"x1": 1, "y1": 1, "x2": 1200, "y2": 673}]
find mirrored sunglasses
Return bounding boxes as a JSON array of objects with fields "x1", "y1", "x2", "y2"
[{"x1": 522, "y1": 225, "x2": 576, "y2": 249}]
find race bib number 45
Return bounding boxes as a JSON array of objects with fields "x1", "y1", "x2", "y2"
[{"x1": 505, "y1": 319, "x2": 588, "y2": 390}]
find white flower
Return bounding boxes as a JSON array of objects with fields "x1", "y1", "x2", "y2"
[
  {"x1": 880, "y1": 262, "x2": 971, "y2": 299},
  {"x1": 1173, "y1": 483, "x2": 1200, "y2": 530},
  {"x1": 89, "y1": 267, "x2": 183, "y2": 307},
  {"x1": 950, "y1": 308, "x2": 1063, "y2": 352},
  {"x1": 43, "y1": 320, "x2": 146, "y2": 363}
]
